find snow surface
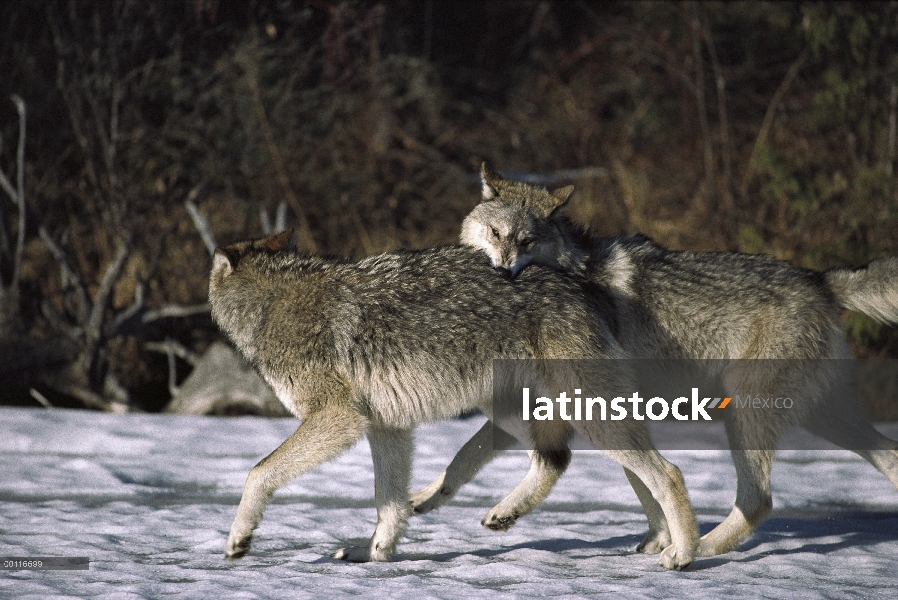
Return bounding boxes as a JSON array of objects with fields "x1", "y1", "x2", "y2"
[{"x1": 1, "y1": 406, "x2": 897, "y2": 599}]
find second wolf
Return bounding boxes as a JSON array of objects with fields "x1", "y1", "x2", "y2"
[{"x1": 411, "y1": 162, "x2": 898, "y2": 558}]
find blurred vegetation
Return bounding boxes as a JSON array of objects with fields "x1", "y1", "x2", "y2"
[{"x1": 0, "y1": 1, "x2": 896, "y2": 415}]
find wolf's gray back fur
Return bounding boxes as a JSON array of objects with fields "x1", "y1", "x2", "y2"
[
  {"x1": 211, "y1": 239, "x2": 614, "y2": 426},
  {"x1": 428, "y1": 163, "x2": 898, "y2": 559},
  {"x1": 209, "y1": 230, "x2": 700, "y2": 570},
  {"x1": 585, "y1": 236, "x2": 850, "y2": 361}
]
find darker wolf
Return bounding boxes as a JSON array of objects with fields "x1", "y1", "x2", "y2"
[
  {"x1": 209, "y1": 230, "x2": 699, "y2": 569},
  {"x1": 412, "y1": 162, "x2": 898, "y2": 558}
]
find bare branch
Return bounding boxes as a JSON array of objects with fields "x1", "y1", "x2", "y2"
[
  {"x1": 11, "y1": 95, "x2": 26, "y2": 290},
  {"x1": 72, "y1": 241, "x2": 130, "y2": 391},
  {"x1": 700, "y1": 13, "x2": 734, "y2": 222},
  {"x1": 142, "y1": 302, "x2": 211, "y2": 323},
  {"x1": 0, "y1": 95, "x2": 27, "y2": 294},
  {"x1": 275, "y1": 200, "x2": 288, "y2": 233},
  {"x1": 887, "y1": 83, "x2": 897, "y2": 176},
  {"x1": 260, "y1": 200, "x2": 290, "y2": 236},
  {"x1": 145, "y1": 339, "x2": 200, "y2": 366},
  {"x1": 690, "y1": 1, "x2": 715, "y2": 207},
  {"x1": 110, "y1": 278, "x2": 145, "y2": 333},
  {"x1": 165, "y1": 341, "x2": 177, "y2": 396},
  {"x1": 740, "y1": 47, "x2": 809, "y2": 200},
  {"x1": 109, "y1": 299, "x2": 210, "y2": 338},
  {"x1": 29, "y1": 388, "x2": 54, "y2": 409},
  {"x1": 260, "y1": 206, "x2": 272, "y2": 236},
  {"x1": 185, "y1": 200, "x2": 217, "y2": 256},
  {"x1": 0, "y1": 146, "x2": 16, "y2": 201},
  {"x1": 39, "y1": 225, "x2": 89, "y2": 324},
  {"x1": 146, "y1": 337, "x2": 183, "y2": 396},
  {"x1": 84, "y1": 239, "x2": 130, "y2": 357},
  {"x1": 51, "y1": 380, "x2": 131, "y2": 413}
]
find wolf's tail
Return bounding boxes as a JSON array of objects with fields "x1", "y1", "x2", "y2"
[{"x1": 825, "y1": 257, "x2": 898, "y2": 323}]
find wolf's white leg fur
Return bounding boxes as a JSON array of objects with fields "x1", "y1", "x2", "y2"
[
  {"x1": 481, "y1": 448, "x2": 571, "y2": 531},
  {"x1": 603, "y1": 449, "x2": 697, "y2": 570},
  {"x1": 624, "y1": 467, "x2": 672, "y2": 554},
  {"x1": 225, "y1": 393, "x2": 367, "y2": 560},
  {"x1": 334, "y1": 427, "x2": 413, "y2": 562},
  {"x1": 410, "y1": 421, "x2": 496, "y2": 514},
  {"x1": 697, "y1": 449, "x2": 774, "y2": 557},
  {"x1": 697, "y1": 377, "x2": 780, "y2": 558}
]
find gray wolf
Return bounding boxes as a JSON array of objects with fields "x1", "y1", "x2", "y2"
[
  {"x1": 208, "y1": 230, "x2": 700, "y2": 569},
  {"x1": 412, "y1": 162, "x2": 898, "y2": 558}
]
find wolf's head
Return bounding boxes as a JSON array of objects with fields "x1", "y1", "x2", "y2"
[
  {"x1": 460, "y1": 163, "x2": 575, "y2": 277},
  {"x1": 211, "y1": 229, "x2": 297, "y2": 283},
  {"x1": 209, "y1": 230, "x2": 298, "y2": 348}
]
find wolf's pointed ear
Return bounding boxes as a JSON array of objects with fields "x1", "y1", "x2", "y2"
[
  {"x1": 548, "y1": 185, "x2": 575, "y2": 215},
  {"x1": 480, "y1": 162, "x2": 503, "y2": 201},
  {"x1": 213, "y1": 247, "x2": 238, "y2": 276},
  {"x1": 263, "y1": 229, "x2": 296, "y2": 252}
]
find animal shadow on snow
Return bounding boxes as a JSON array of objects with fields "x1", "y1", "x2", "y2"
[
  {"x1": 690, "y1": 508, "x2": 898, "y2": 570},
  {"x1": 390, "y1": 534, "x2": 639, "y2": 563},
  {"x1": 305, "y1": 509, "x2": 897, "y2": 567},
  {"x1": 305, "y1": 534, "x2": 636, "y2": 564}
]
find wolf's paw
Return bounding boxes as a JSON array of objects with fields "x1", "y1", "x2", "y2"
[
  {"x1": 333, "y1": 543, "x2": 391, "y2": 563},
  {"x1": 636, "y1": 529, "x2": 672, "y2": 555},
  {"x1": 409, "y1": 485, "x2": 452, "y2": 515},
  {"x1": 481, "y1": 509, "x2": 519, "y2": 531},
  {"x1": 658, "y1": 544, "x2": 693, "y2": 571},
  {"x1": 224, "y1": 532, "x2": 252, "y2": 560}
]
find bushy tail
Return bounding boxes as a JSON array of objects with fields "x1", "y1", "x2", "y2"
[{"x1": 825, "y1": 257, "x2": 898, "y2": 323}]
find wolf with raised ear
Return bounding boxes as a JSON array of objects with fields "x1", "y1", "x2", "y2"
[
  {"x1": 411, "y1": 162, "x2": 898, "y2": 558},
  {"x1": 459, "y1": 163, "x2": 579, "y2": 277},
  {"x1": 209, "y1": 229, "x2": 700, "y2": 569}
]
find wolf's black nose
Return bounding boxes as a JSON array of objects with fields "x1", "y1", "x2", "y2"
[{"x1": 495, "y1": 266, "x2": 513, "y2": 280}]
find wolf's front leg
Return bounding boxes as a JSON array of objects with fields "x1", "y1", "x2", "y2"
[
  {"x1": 606, "y1": 449, "x2": 698, "y2": 570},
  {"x1": 334, "y1": 427, "x2": 414, "y2": 562},
  {"x1": 226, "y1": 393, "x2": 367, "y2": 560},
  {"x1": 410, "y1": 421, "x2": 496, "y2": 515},
  {"x1": 481, "y1": 447, "x2": 570, "y2": 530}
]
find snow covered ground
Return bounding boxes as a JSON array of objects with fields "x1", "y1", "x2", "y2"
[{"x1": 1, "y1": 406, "x2": 897, "y2": 599}]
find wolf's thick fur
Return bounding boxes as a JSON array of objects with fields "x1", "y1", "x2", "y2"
[
  {"x1": 415, "y1": 162, "x2": 898, "y2": 557},
  {"x1": 209, "y1": 231, "x2": 700, "y2": 569}
]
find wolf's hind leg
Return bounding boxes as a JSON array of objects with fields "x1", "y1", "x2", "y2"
[
  {"x1": 226, "y1": 382, "x2": 367, "y2": 560},
  {"x1": 624, "y1": 467, "x2": 672, "y2": 554},
  {"x1": 697, "y1": 448, "x2": 775, "y2": 557},
  {"x1": 481, "y1": 447, "x2": 571, "y2": 531},
  {"x1": 334, "y1": 426, "x2": 414, "y2": 562},
  {"x1": 698, "y1": 360, "x2": 787, "y2": 557},
  {"x1": 410, "y1": 421, "x2": 496, "y2": 515}
]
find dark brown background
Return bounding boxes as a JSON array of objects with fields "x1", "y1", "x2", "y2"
[{"x1": 1, "y1": 1, "x2": 896, "y2": 415}]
